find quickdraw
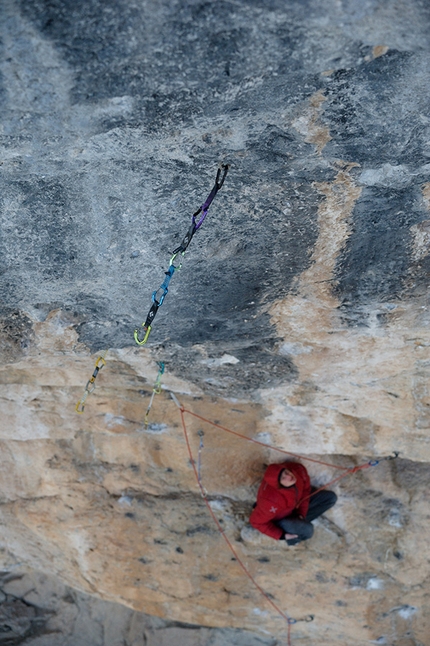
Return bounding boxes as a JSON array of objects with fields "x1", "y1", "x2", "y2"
[
  {"x1": 288, "y1": 615, "x2": 315, "y2": 624},
  {"x1": 75, "y1": 350, "x2": 108, "y2": 413},
  {"x1": 134, "y1": 164, "x2": 229, "y2": 345},
  {"x1": 368, "y1": 451, "x2": 400, "y2": 467},
  {"x1": 144, "y1": 361, "x2": 165, "y2": 428},
  {"x1": 197, "y1": 430, "x2": 208, "y2": 498}
]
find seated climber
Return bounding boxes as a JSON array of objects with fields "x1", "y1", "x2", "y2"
[{"x1": 249, "y1": 461, "x2": 337, "y2": 545}]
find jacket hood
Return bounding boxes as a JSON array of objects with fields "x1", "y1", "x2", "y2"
[
  {"x1": 264, "y1": 463, "x2": 285, "y2": 489},
  {"x1": 263, "y1": 462, "x2": 299, "y2": 489}
]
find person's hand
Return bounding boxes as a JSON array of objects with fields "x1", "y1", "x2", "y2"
[{"x1": 284, "y1": 533, "x2": 298, "y2": 540}]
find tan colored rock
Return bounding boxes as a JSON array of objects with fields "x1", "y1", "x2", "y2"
[
  {"x1": 0, "y1": 2, "x2": 429, "y2": 645},
  {"x1": 0, "y1": 239, "x2": 429, "y2": 645},
  {"x1": 292, "y1": 89, "x2": 332, "y2": 155},
  {"x1": 0, "y1": 317, "x2": 429, "y2": 645},
  {"x1": 0, "y1": 102, "x2": 428, "y2": 646},
  {"x1": 267, "y1": 166, "x2": 430, "y2": 463}
]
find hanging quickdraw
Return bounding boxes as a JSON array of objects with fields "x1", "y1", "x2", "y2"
[
  {"x1": 75, "y1": 350, "x2": 108, "y2": 413},
  {"x1": 196, "y1": 430, "x2": 209, "y2": 497},
  {"x1": 368, "y1": 451, "x2": 400, "y2": 467},
  {"x1": 144, "y1": 362, "x2": 165, "y2": 428},
  {"x1": 134, "y1": 164, "x2": 229, "y2": 346}
]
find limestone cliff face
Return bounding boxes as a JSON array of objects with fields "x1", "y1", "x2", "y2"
[{"x1": 1, "y1": 1, "x2": 430, "y2": 645}]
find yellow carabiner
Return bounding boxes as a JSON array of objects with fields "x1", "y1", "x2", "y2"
[
  {"x1": 134, "y1": 324, "x2": 151, "y2": 346},
  {"x1": 95, "y1": 355, "x2": 106, "y2": 370},
  {"x1": 75, "y1": 399, "x2": 86, "y2": 414},
  {"x1": 75, "y1": 387, "x2": 90, "y2": 414},
  {"x1": 75, "y1": 349, "x2": 108, "y2": 414}
]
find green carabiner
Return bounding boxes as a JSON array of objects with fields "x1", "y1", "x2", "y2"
[
  {"x1": 170, "y1": 250, "x2": 184, "y2": 270},
  {"x1": 134, "y1": 324, "x2": 152, "y2": 345}
]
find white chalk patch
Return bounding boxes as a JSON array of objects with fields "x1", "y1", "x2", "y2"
[
  {"x1": 253, "y1": 432, "x2": 273, "y2": 445},
  {"x1": 104, "y1": 413, "x2": 127, "y2": 428},
  {"x1": 359, "y1": 164, "x2": 411, "y2": 188},
  {"x1": 388, "y1": 509, "x2": 403, "y2": 528},
  {"x1": 142, "y1": 423, "x2": 168, "y2": 434},
  {"x1": 252, "y1": 608, "x2": 269, "y2": 617},
  {"x1": 201, "y1": 354, "x2": 240, "y2": 367},
  {"x1": 397, "y1": 605, "x2": 417, "y2": 619},
  {"x1": 279, "y1": 342, "x2": 312, "y2": 356},
  {"x1": 118, "y1": 496, "x2": 133, "y2": 507},
  {"x1": 366, "y1": 577, "x2": 384, "y2": 590},
  {"x1": 208, "y1": 499, "x2": 229, "y2": 513}
]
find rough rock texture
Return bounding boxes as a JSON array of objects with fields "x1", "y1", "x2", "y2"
[
  {"x1": 1, "y1": 0, "x2": 430, "y2": 644},
  {"x1": 0, "y1": 567, "x2": 275, "y2": 646}
]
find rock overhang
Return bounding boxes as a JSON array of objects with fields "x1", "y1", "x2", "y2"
[{"x1": 0, "y1": 0, "x2": 430, "y2": 644}]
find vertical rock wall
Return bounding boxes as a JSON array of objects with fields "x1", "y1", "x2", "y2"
[{"x1": 1, "y1": 1, "x2": 430, "y2": 644}]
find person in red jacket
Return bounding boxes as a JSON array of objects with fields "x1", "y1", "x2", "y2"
[{"x1": 249, "y1": 461, "x2": 337, "y2": 545}]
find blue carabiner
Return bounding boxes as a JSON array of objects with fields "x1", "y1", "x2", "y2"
[
  {"x1": 152, "y1": 266, "x2": 176, "y2": 306},
  {"x1": 161, "y1": 266, "x2": 175, "y2": 291},
  {"x1": 152, "y1": 288, "x2": 166, "y2": 306}
]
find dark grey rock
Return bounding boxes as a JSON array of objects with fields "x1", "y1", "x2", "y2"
[
  {"x1": 0, "y1": 568, "x2": 278, "y2": 646},
  {"x1": 0, "y1": 309, "x2": 34, "y2": 363},
  {"x1": 0, "y1": 0, "x2": 429, "y2": 391},
  {"x1": 335, "y1": 185, "x2": 428, "y2": 315}
]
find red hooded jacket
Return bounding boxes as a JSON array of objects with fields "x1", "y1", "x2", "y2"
[{"x1": 249, "y1": 462, "x2": 311, "y2": 540}]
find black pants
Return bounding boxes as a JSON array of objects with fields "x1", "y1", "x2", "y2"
[{"x1": 276, "y1": 490, "x2": 337, "y2": 545}]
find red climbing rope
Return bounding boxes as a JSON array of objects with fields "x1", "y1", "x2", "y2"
[
  {"x1": 173, "y1": 398, "x2": 398, "y2": 645},
  {"x1": 179, "y1": 408, "x2": 295, "y2": 646},
  {"x1": 182, "y1": 407, "x2": 364, "y2": 469},
  {"x1": 181, "y1": 407, "x2": 382, "y2": 506},
  {"x1": 300, "y1": 463, "x2": 372, "y2": 503}
]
